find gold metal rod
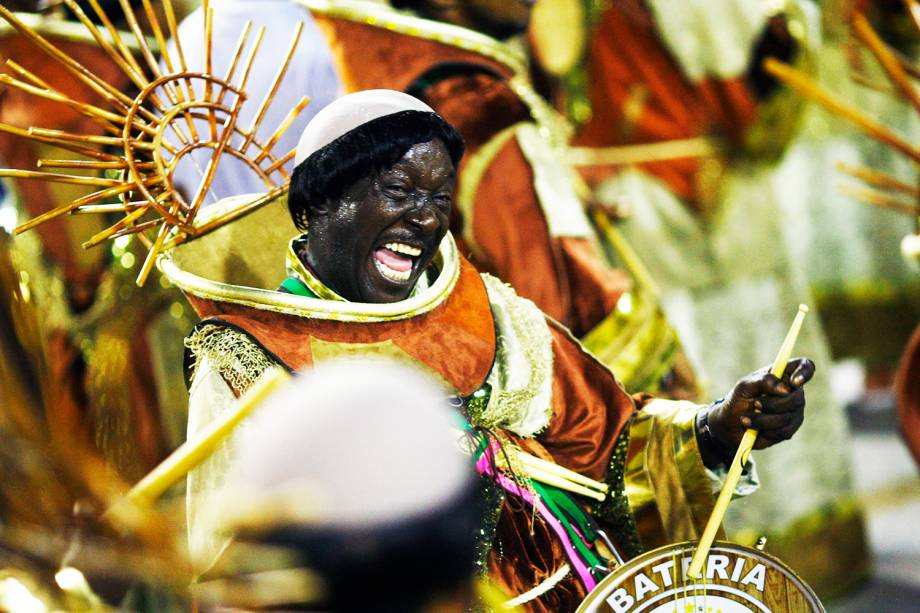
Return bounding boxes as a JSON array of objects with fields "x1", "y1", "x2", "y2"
[
  {"x1": 687, "y1": 304, "x2": 809, "y2": 579},
  {"x1": 135, "y1": 233, "x2": 153, "y2": 250},
  {"x1": 184, "y1": 103, "x2": 242, "y2": 226},
  {"x1": 118, "y1": 368, "x2": 290, "y2": 506},
  {"x1": 4, "y1": 58, "x2": 166, "y2": 142},
  {"x1": 109, "y1": 218, "x2": 160, "y2": 238},
  {"x1": 0, "y1": 74, "x2": 123, "y2": 133},
  {"x1": 139, "y1": 0, "x2": 199, "y2": 143},
  {"x1": 161, "y1": 0, "x2": 199, "y2": 111},
  {"x1": 567, "y1": 137, "x2": 720, "y2": 167},
  {"x1": 14, "y1": 182, "x2": 136, "y2": 234},
  {"x1": 58, "y1": 175, "x2": 164, "y2": 224},
  {"x1": 4, "y1": 59, "x2": 52, "y2": 89},
  {"x1": 38, "y1": 159, "x2": 149, "y2": 170},
  {"x1": 28, "y1": 127, "x2": 141, "y2": 149},
  {"x1": 836, "y1": 161, "x2": 920, "y2": 197},
  {"x1": 66, "y1": 179, "x2": 153, "y2": 208},
  {"x1": 0, "y1": 4, "x2": 136, "y2": 114},
  {"x1": 906, "y1": 0, "x2": 920, "y2": 35},
  {"x1": 83, "y1": 206, "x2": 151, "y2": 248},
  {"x1": 61, "y1": 0, "x2": 149, "y2": 93},
  {"x1": 70, "y1": 202, "x2": 145, "y2": 214},
  {"x1": 850, "y1": 69, "x2": 896, "y2": 95},
  {"x1": 0, "y1": 169, "x2": 123, "y2": 187},
  {"x1": 853, "y1": 13, "x2": 920, "y2": 115},
  {"x1": 765, "y1": 58, "x2": 920, "y2": 162},
  {"x1": 140, "y1": 0, "x2": 170, "y2": 65},
  {"x1": 253, "y1": 96, "x2": 311, "y2": 164},
  {"x1": 135, "y1": 221, "x2": 169, "y2": 285},
  {"x1": 215, "y1": 20, "x2": 254, "y2": 106},
  {"x1": 115, "y1": 0, "x2": 192, "y2": 147},
  {"x1": 839, "y1": 183, "x2": 919, "y2": 216},
  {"x1": 86, "y1": 0, "x2": 148, "y2": 87},
  {"x1": 0, "y1": 122, "x2": 116, "y2": 161},
  {"x1": 203, "y1": 1, "x2": 217, "y2": 141},
  {"x1": 169, "y1": 184, "x2": 288, "y2": 246},
  {"x1": 118, "y1": 0, "x2": 164, "y2": 79},
  {"x1": 241, "y1": 22, "x2": 304, "y2": 152},
  {"x1": 263, "y1": 148, "x2": 295, "y2": 175},
  {"x1": 236, "y1": 25, "x2": 267, "y2": 93}
]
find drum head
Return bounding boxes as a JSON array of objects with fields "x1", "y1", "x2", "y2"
[{"x1": 577, "y1": 540, "x2": 824, "y2": 613}]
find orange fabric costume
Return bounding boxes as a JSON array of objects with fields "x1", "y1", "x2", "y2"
[{"x1": 570, "y1": 0, "x2": 762, "y2": 210}]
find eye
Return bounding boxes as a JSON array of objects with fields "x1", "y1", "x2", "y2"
[
  {"x1": 434, "y1": 194, "x2": 452, "y2": 209},
  {"x1": 383, "y1": 184, "x2": 409, "y2": 199}
]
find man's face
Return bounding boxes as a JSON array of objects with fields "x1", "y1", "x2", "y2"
[{"x1": 307, "y1": 139, "x2": 455, "y2": 303}]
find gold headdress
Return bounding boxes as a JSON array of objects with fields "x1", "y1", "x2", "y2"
[{"x1": 0, "y1": 0, "x2": 311, "y2": 285}]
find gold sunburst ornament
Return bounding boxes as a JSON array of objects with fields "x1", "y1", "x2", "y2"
[{"x1": 0, "y1": 0, "x2": 310, "y2": 285}]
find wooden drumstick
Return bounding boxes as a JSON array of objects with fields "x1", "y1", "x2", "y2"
[
  {"x1": 687, "y1": 304, "x2": 809, "y2": 579},
  {"x1": 110, "y1": 367, "x2": 291, "y2": 514}
]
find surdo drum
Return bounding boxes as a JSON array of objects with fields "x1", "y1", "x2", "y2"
[{"x1": 578, "y1": 541, "x2": 825, "y2": 613}]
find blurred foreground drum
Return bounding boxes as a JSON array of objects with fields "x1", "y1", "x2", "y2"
[{"x1": 577, "y1": 541, "x2": 825, "y2": 613}]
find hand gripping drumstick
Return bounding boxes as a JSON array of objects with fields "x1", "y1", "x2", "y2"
[{"x1": 687, "y1": 304, "x2": 809, "y2": 579}]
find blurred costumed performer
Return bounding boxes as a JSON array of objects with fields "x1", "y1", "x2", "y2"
[
  {"x1": 537, "y1": 0, "x2": 865, "y2": 591},
  {"x1": 0, "y1": 7, "x2": 189, "y2": 482},
  {"x1": 164, "y1": 89, "x2": 815, "y2": 611}
]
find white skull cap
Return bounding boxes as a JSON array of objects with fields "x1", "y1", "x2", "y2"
[{"x1": 294, "y1": 89, "x2": 436, "y2": 167}]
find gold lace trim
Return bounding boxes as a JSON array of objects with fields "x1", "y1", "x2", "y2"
[
  {"x1": 477, "y1": 274, "x2": 554, "y2": 437},
  {"x1": 185, "y1": 324, "x2": 275, "y2": 395}
]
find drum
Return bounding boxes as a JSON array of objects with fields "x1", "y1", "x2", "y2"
[{"x1": 577, "y1": 540, "x2": 825, "y2": 613}]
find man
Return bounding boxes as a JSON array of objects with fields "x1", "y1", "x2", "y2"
[
  {"x1": 299, "y1": 0, "x2": 696, "y2": 396},
  {"x1": 161, "y1": 90, "x2": 813, "y2": 611}
]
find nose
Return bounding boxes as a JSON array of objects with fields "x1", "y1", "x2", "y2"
[{"x1": 404, "y1": 200, "x2": 441, "y2": 235}]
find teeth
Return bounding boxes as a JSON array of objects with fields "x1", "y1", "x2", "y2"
[
  {"x1": 375, "y1": 260, "x2": 412, "y2": 282},
  {"x1": 384, "y1": 242, "x2": 422, "y2": 257}
]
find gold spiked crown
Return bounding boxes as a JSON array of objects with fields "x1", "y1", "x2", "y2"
[{"x1": 0, "y1": 0, "x2": 311, "y2": 285}]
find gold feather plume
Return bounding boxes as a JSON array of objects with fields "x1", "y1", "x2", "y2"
[{"x1": 0, "y1": 0, "x2": 311, "y2": 285}]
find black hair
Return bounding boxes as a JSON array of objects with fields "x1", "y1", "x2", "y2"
[{"x1": 288, "y1": 110, "x2": 465, "y2": 231}]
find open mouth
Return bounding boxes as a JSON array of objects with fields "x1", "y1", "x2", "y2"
[{"x1": 373, "y1": 241, "x2": 423, "y2": 284}]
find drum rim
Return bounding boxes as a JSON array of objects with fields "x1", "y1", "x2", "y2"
[{"x1": 577, "y1": 539, "x2": 825, "y2": 612}]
